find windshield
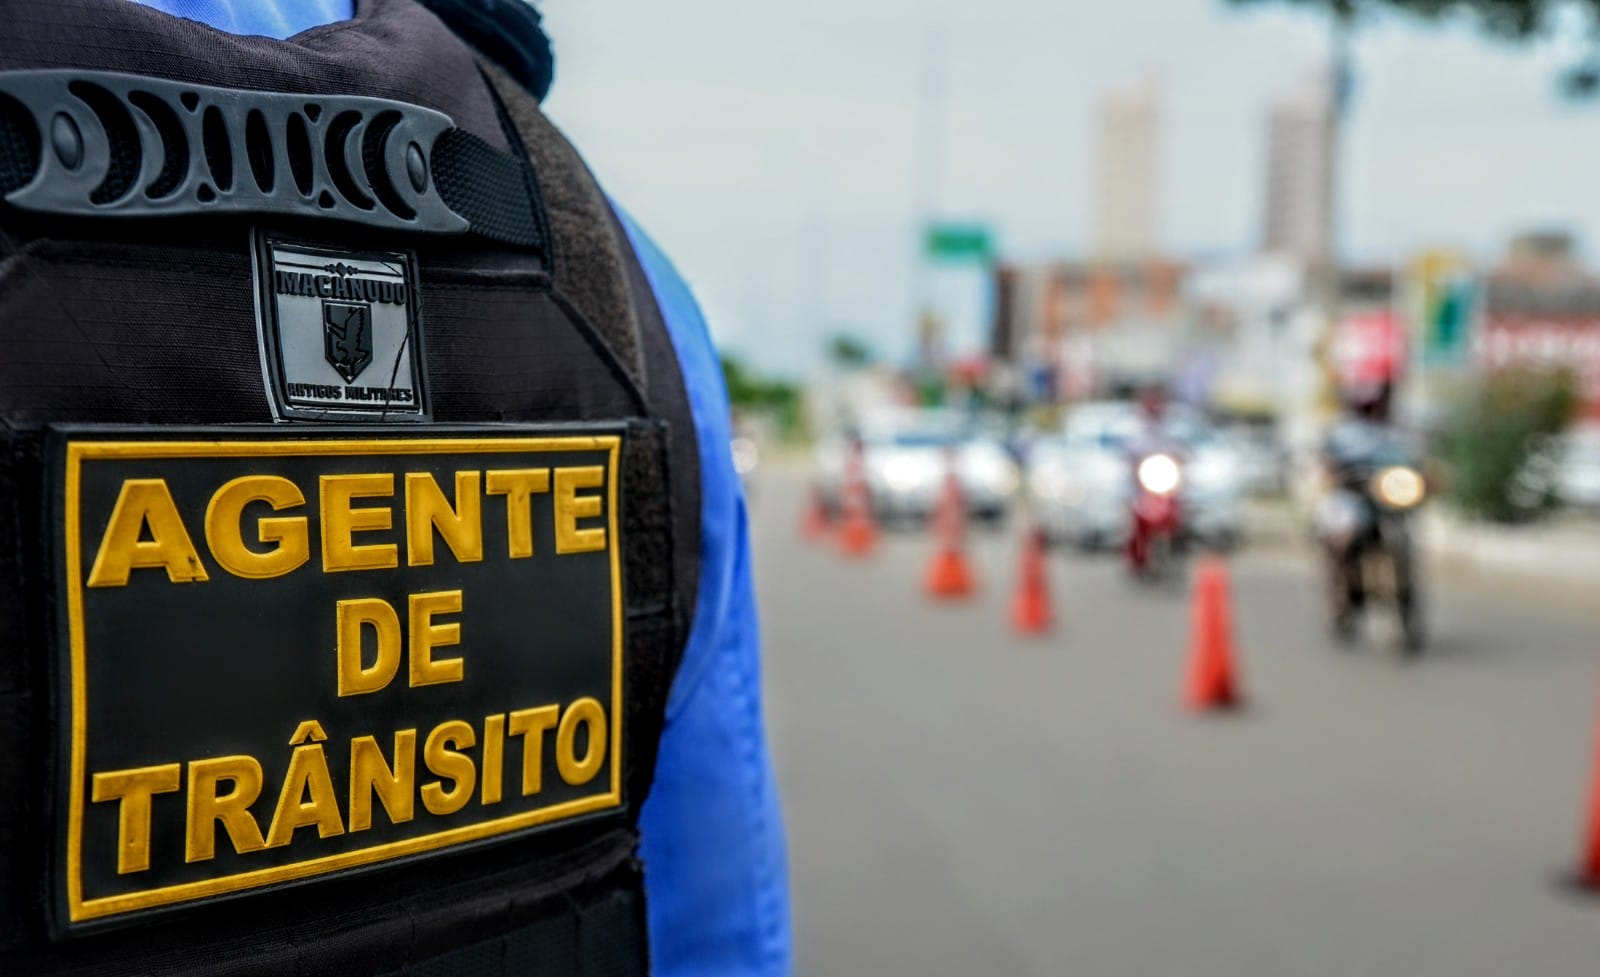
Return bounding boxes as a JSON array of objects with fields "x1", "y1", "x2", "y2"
[
  {"x1": 890, "y1": 430, "x2": 960, "y2": 449},
  {"x1": 1065, "y1": 405, "x2": 1212, "y2": 453}
]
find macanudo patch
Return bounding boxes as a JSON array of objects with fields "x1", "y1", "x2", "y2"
[
  {"x1": 255, "y1": 235, "x2": 429, "y2": 420},
  {"x1": 52, "y1": 428, "x2": 624, "y2": 927}
]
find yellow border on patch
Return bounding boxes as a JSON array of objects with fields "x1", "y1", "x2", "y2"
[{"x1": 62, "y1": 435, "x2": 625, "y2": 922}]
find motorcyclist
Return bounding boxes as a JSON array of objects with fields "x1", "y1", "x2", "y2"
[
  {"x1": 1124, "y1": 385, "x2": 1188, "y2": 574},
  {"x1": 1315, "y1": 380, "x2": 1428, "y2": 650},
  {"x1": 1322, "y1": 381, "x2": 1402, "y2": 472},
  {"x1": 1125, "y1": 386, "x2": 1189, "y2": 474}
]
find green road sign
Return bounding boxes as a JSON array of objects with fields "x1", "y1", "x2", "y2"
[
  {"x1": 1426, "y1": 278, "x2": 1473, "y2": 364},
  {"x1": 924, "y1": 223, "x2": 993, "y2": 262}
]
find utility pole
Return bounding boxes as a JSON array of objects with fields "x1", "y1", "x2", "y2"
[
  {"x1": 912, "y1": 25, "x2": 948, "y2": 372},
  {"x1": 1313, "y1": 15, "x2": 1353, "y2": 420}
]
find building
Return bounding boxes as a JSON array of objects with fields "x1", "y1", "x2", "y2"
[
  {"x1": 1092, "y1": 78, "x2": 1160, "y2": 262},
  {"x1": 1182, "y1": 255, "x2": 1309, "y2": 415},
  {"x1": 990, "y1": 257, "x2": 1188, "y2": 403},
  {"x1": 1261, "y1": 71, "x2": 1336, "y2": 261},
  {"x1": 1478, "y1": 231, "x2": 1600, "y2": 418}
]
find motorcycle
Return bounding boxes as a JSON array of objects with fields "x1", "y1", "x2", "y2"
[
  {"x1": 1314, "y1": 449, "x2": 1428, "y2": 654},
  {"x1": 1126, "y1": 451, "x2": 1184, "y2": 580}
]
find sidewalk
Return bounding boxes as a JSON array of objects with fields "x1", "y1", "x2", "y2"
[
  {"x1": 1421, "y1": 508, "x2": 1600, "y2": 614},
  {"x1": 1240, "y1": 498, "x2": 1600, "y2": 615}
]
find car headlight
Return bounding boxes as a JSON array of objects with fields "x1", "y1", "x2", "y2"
[
  {"x1": 1029, "y1": 465, "x2": 1086, "y2": 506},
  {"x1": 881, "y1": 457, "x2": 924, "y2": 493},
  {"x1": 1049, "y1": 478, "x2": 1088, "y2": 506},
  {"x1": 1372, "y1": 465, "x2": 1426, "y2": 509},
  {"x1": 1136, "y1": 453, "x2": 1182, "y2": 496},
  {"x1": 964, "y1": 451, "x2": 1019, "y2": 496},
  {"x1": 993, "y1": 460, "x2": 1020, "y2": 496}
]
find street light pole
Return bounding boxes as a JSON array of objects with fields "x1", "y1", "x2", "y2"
[
  {"x1": 912, "y1": 25, "x2": 948, "y2": 372},
  {"x1": 1313, "y1": 14, "x2": 1353, "y2": 421}
]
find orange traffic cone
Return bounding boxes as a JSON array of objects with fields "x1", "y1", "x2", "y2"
[
  {"x1": 799, "y1": 483, "x2": 831, "y2": 541},
  {"x1": 1573, "y1": 685, "x2": 1600, "y2": 889},
  {"x1": 1184, "y1": 555, "x2": 1242, "y2": 711},
  {"x1": 837, "y1": 443, "x2": 878, "y2": 558},
  {"x1": 1010, "y1": 526, "x2": 1053, "y2": 635},
  {"x1": 923, "y1": 468, "x2": 975, "y2": 599}
]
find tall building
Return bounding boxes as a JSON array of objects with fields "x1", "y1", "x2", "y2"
[
  {"x1": 1092, "y1": 78, "x2": 1159, "y2": 262},
  {"x1": 1261, "y1": 71, "x2": 1336, "y2": 260}
]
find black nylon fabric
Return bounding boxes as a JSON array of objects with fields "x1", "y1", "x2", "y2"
[
  {"x1": 396, "y1": 889, "x2": 645, "y2": 977},
  {"x1": 414, "y1": 0, "x2": 555, "y2": 103},
  {"x1": 7, "y1": 830, "x2": 645, "y2": 976},
  {"x1": 606, "y1": 203, "x2": 703, "y2": 658},
  {"x1": 0, "y1": 0, "x2": 702, "y2": 973},
  {"x1": 0, "y1": 93, "x2": 39, "y2": 193},
  {"x1": 473, "y1": 65, "x2": 703, "y2": 676},
  {"x1": 477, "y1": 65, "x2": 642, "y2": 387}
]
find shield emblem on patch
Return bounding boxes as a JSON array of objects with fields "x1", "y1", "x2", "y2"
[
  {"x1": 322, "y1": 301, "x2": 373, "y2": 383},
  {"x1": 257, "y1": 237, "x2": 428, "y2": 420}
]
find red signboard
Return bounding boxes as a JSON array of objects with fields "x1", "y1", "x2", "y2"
[
  {"x1": 1333, "y1": 310, "x2": 1406, "y2": 388},
  {"x1": 1478, "y1": 317, "x2": 1600, "y2": 417}
]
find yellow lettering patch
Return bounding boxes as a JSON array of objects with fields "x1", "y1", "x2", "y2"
[{"x1": 56, "y1": 431, "x2": 624, "y2": 925}]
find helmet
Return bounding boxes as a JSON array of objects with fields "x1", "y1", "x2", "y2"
[
  {"x1": 1137, "y1": 384, "x2": 1167, "y2": 422},
  {"x1": 1341, "y1": 379, "x2": 1392, "y2": 421}
]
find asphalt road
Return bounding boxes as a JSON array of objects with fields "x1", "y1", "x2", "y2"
[{"x1": 749, "y1": 469, "x2": 1600, "y2": 976}]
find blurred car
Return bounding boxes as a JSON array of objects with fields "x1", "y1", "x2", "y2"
[
  {"x1": 1218, "y1": 424, "x2": 1289, "y2": 496},
  {"x1": 1024, "y1": 404, "x2": 1134, "y2": 549},
  {"x1": 1555, "y1": 424, "x2": 1600, "y2": 509},
  {"x1": 1507, "y1": 424, "x2": 1600, "y2": 516},
  {"x1": 1026, "y1": 401, "x2": 1244, "y2": 550},
  {"x1": 814, "y1": 409, "x2": 1020, "y2": 524}
]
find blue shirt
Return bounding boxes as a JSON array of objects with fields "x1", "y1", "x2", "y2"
[{"x1": 131, "y1": 4, "x2": 792, "y2": 974}]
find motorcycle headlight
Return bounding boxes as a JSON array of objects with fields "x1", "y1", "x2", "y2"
[
  {"x1": 1372, "y1": 465, "x2": 1426, "y2": 510},
  {"x1": 964, "y1": 449, "x2": 1018, "y2": 495},
  {"x1": 1136, "y1": 453, "x2": 1182, "y2": 496}
]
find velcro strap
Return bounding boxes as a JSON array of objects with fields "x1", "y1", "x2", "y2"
[{"x1": 431, "y1": 122, "x2": 543, "y2": 251}]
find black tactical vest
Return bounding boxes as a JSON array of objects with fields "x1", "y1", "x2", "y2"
[{"x1": 0, "y1": 2, "x2": 700, "y2": 973}]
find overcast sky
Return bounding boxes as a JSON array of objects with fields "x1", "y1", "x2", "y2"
[{"x1": 539, "y1": 1, "x2": 1600, "y2": 374}]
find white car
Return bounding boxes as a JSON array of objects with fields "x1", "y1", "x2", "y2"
[
  {"x1": 1217, "y1": 425, "x2": 1289, "y2": 496},
  {"x1": 814, "y1": 410, "x2": 1020, "y2": 524},
  {"x1": 1556, "y1": 425, "x2": 1600, "y2": 509},
  {"x1": 1026, "y1": 401, "x2": 1244, "y2": 550}
]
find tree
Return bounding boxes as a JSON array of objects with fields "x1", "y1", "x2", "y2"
[
  {"x1": 1229, "y1": 0, "x2": 1600, "y2": 93},
  {"x1": 719, "y1": 353, "x2": 803, "y2": 437},
  {"x1": 1439, "y1": 364, "x2": 1579, "y2": 521},
  {"x1": 826, "y1": 333, "x2": 876, "y2": 369}
]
